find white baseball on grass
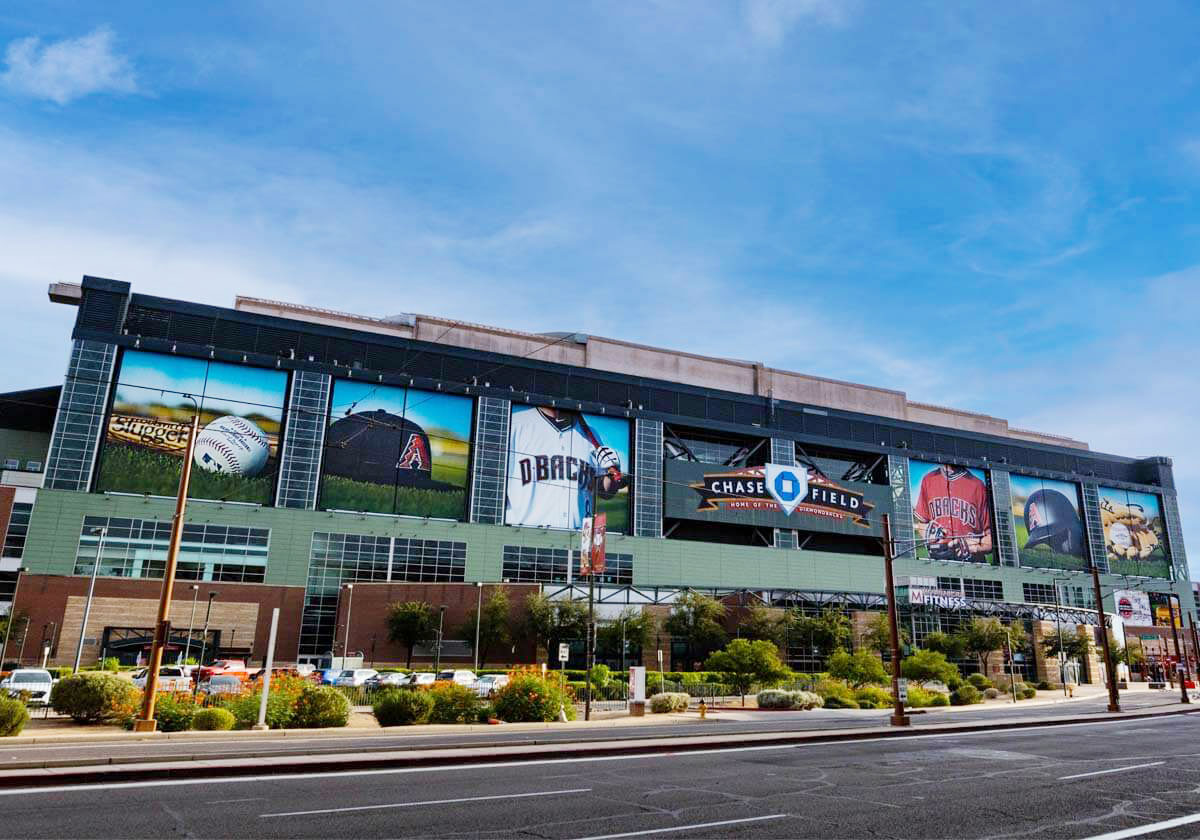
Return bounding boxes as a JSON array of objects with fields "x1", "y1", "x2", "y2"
[{"x1": 193, "y1": 415, "x2": 270, "y2": 477}]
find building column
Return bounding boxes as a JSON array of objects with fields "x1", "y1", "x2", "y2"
[
  {"x1": 633, "y1": 419, "x2": 663, "y2": 538},
  {"x1": 772, "y1": 438, "x2": 797, "y2": 549},
  {"x1": 275, "y1": 370, "x2": 331, "y2": 509},
  {"x1": 469, "y1": 397, "x2": 510, "y2": 525},
  {"x1": 988, "y1": 470, "x2": 1019, "y2": 567},
  {"x1": 43, "y1": 340, "x2": 118, "y2": 492}
]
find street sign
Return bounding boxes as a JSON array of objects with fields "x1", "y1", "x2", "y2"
[
  {"x1": 558, "y1": 642, "x2": 570, "y2": 663},
  {"x1": 897, "y1": 678, "x2": 908, "y2": 702}
]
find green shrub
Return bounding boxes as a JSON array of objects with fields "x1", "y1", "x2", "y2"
[
  {"x1": 476, "y1": 702, "x2": 494, "y2": 723},
  {"x1": 290, "y1": 685, "x2": 351, "y2": 728},
  {"x1": 51, "y1": 666, "x2": 75, "y2": 680},
  {"x1": 983, "y1": 687, "x2": 1001, "y2": 699},
  {"x1": 100, "y1": 657, "x2": 120, "y2": 673},
  {"x1": 755, "y1": 689, "x2": 794, "y2": 709},
  {"x1": 950, "y1": 685, "x2": 983, "y2": 706},
  {"x1": 814, "y1": 678, "x2": 855, "y2": 703},
  {"x1": 1020, "y1": 686, "x2": 1037, "y2": 699},
  {"x1": 900, "y1": 650, "x2": 959, "y2": 688},
  {"x1": 827, "y1": 649, "x2": 888, "y2": 688},
  {"x1": 649, "y1": 692, "x2": 690, "y2": 713},
  {"x1": 905, "y1": 685, "x2": 939, "y2": 708},
  {"x1": 966, "y1": 673, "x2": 992, "y2": 690},
  {"x1": 153, "y1": 693, "x2": 198, "y2": 732},
  {"x1": 794, "y1": 690, "x2": 823, "y2": 710},
  {"x1": 0, "y1": 696, "x2": 30, "y2": 736},
  {"x1": 1036, "y1": 680, "x2": 1052, "y2": 691},
  {"x1": 590, "y1": 664, "x2": 611, "y2": 689},
  {"x1": 373, "y1": 689, "x2": 434, "y2": 726},
  {"x1": 221, "y1": 691, "x2": 295, "y2": 730},
  {"x1": 946, "y1": 675, "x2": 963, "y2": 691},
  {"x1": 429, "y1": 682, "x2": 480, "y2": 724},
  {"x1": 821, "y1": 695, "x2": 860, "y2": 709},
  {"x1": 192, "y1": 707, "x2": 235, "y2": 731},
  {"x1": 928, "y1": 693, "x2": 950, "y2": 707},
  {"x1": 492, "y1": 673, "x2": 576, "y2": 722},
  {"x1": 854, "y1": 685, "x2": 893, "y2": 709},
  {"x1": 51, "y1": 673, "x2": 140, "y2": 723}
]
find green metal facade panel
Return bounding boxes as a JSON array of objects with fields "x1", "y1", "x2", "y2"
[
  {"x1": 0, "y1": 429, "x2": 50, "y2": 466},
  {"x1": 21, "y1": 488, "x2": 1192, "y2": 608}
]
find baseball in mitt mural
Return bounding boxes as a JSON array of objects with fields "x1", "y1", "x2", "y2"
[
  {"x1": 1098, "y1": 487, "x2": 1170, "y2": 579},
  {"x1": 96, "y1": 349, "x2": 288, "y2": 504}
]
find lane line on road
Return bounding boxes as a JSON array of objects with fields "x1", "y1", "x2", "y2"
[
  {"x1": 260, "y1": 788, "x2": 591, "y2": 818},
  {"x1": 2, "y1": 715, "x2": 1193, "y2": 798},
  {"x1": 1058, "y1": 762, "x2": 1165, "y2": 780},
  {"x1": 569, "y1": 815, "x2": 787, "y2": 839},
  {"x1": 1079, "y1": 812, "x2": 1200, "y2": 840}
]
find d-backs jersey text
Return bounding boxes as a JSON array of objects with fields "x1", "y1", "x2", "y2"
[
  {"x1": 505, "y1": 407, "x2": 602, "y2": 529},
  {"x1": 913, "y1": 467, "x2": 991, "y2": 539}
]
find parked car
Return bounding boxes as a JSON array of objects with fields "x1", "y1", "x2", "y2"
[
  {"x1": 197, "y1": 674, "x2": 245, "y2": 696},
  {"x1": 293, "y1": 663, "x2": 316, "y2": 679},
  {"x1": 436, "y1": 669, "x2": 477, "y2": 687},
  {"x1": 1, "y1": 668, "x2": 54, "y2": 705},
  {"x1": 365, "y1": 672, "x2": 412, "y2": 689},
  {"x1": 133, "y1": 665, "x2": 194, "y2": 692},
  {"x1": 195, "y1": 659, "x2": 248, "y2": 683},
  {"x1": 473, "y1": 674, "x2": 509, "y2": 697},
  {"x1": 410, "y1": 672, "x2": 436, "y2": 687},
  {"x1": 334, "y1": 668, "x2": 379, "y2": 687}
]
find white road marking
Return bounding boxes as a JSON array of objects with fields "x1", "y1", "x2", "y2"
[
  {"x1": 1058, "y1": 761, "x2": 1165, "y2": 780},
  {"x1": 206, "y1": 797, "x2": 264, "y2": 804},
  {"x1": 570, "y1": 814, "x2": 787, "y2": 839},
  {"x1": 0, "y1": 716, "x2": 1192, "y2": 798},
  {"x1": 260, "y1": 787, "x2": 591, "y2": 818},
  {"x1": 1079, "y1": 812, "x2": 1200, "y2": 840}
]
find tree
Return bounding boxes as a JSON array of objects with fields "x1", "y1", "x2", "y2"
[
  {"x1": 664, "y1": 592, "x2": 727, "y2": 670},
  {"x1": 596, "y1": 607, "x2": 656, "y2": 665},
  {"x1": 1112, "y1": 633, "x2": 1146, "y2": 668},
  {"x1": 900, "y1": 649, "x2": 959, "y2": 687},
  {"x1": 923, "y1": 631, "x2": 967, "y2": 661},
  {"x1": 520, "y1": 593, "x2": 588, "y2": 663},
  {"x1": 705, "y1": 639, "x2": 791, "y2": 701},
  {"x1": 789, "y1": 608, "x2": 852, "y2": 661},
  {"x1": 739, "y1": 605, "x2": 786, "y2": 646},
  {"x1": 385, "y1": 601, "x2": 436, "y2": 669},
  {"x1": 862, "y1": 612, "x2": 910, "y2": 657},
  {"x1": 827, "y1": 649, "x2": 889, "y2": 688},
  {"x1": 957, "y1": 617, "x2": 1010, "y2": 674},
  {"x1": 459, "y1": 588, "x2": 512, "y2": 665}
]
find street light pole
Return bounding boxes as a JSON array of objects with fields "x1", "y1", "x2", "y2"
[
  {"x1": 1168, "y1": 594, "x2": 1190, "y2": 704},
  {"x1": 192, "y1": 591, "x2": 218, "y2": 698},
  {"x1": 182, "y1": 584, "x2": 199, "y2": 665},
  {"x1": 1089, "y1": 562, "x2": 1121, "y2": 713},
  {"x1": 1052, "y1": 578, "x2": 1068, "y2": 697},
  {"x1": 434, "y1": 605, "x2": 447, "y2": 672},
  {"x1": 881, "y1": 514, "x2": 910, "y2": 727},
  {"x1": 135, "y1": 402, "x2": 201, "y2": 731},
  {"x1": 342, "y1": 583, "x2": 354, "y2": 662},
  {"x1": 73, "y1": 526, "x2": 107, "y2": 673},
  {"x1": 473, "y1": 582, "x2": 483, "y2": 672}
]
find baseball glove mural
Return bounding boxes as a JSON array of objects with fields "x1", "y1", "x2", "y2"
[
  {"x1": 1008, "y1": 474, "x2": 1088, "y2": 572},
  {"x1": 1098, "y1": 488, "x2": 1170, "y2": 579},
  {"x1": 96, "y1": 350, "x2": 288, "y2": 504},
  {"x1": 909, "y1": 460, "x2": 996, "y2": 564}
]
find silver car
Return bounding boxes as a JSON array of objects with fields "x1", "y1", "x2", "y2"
[{"x1": 2, "y1": 669, "x2": 55, "y2": 705}]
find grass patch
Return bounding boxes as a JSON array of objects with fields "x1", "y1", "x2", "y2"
[
  {"x1": 1014, "y1": 522, "x2": 1087, "y2": 571},
  {"x1": 96, "y1": 444, "x2": 275, "y2": 504},
  {"x1": 320, "y1": 475, "x2": 466, "y2": 518}
]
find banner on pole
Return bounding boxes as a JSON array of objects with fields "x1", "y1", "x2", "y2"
[{"x1": 579, "y1": 513, "x2": 607, "y2": 576}]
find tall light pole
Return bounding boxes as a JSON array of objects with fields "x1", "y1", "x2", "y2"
[
  {"x1": 473, "y1": 582, "x2": 483, "y2": 672},
  {"x1": 881, "y1": 514, "x2": 910, "y2": 727},
  {"x1": 73, "y1": 526, "x2": 108, "y2": 673},
  {"x1": 181, "y1": 584, "x2": 199, "y2": 665},
  {"x1": 1089, "y1": 561, "x2": 1120, "y2": 712},
  {"x1": 41, "y1": 621, "x2": 57, "y2": 667},
  {"x1": 1168, "y1": 594, "x2": 1190, "y2": 704},
  {"x1": 1052, "y1": 577, "x2": 1069, "y2": 697},
  {"x1": 434, "y1": 605, "x2": 447, "y2": 672},
  {"x1": 135, "y1": 396, "x2": 200, "y2": 732},
  {"x1": 192, "y1": 591, "x2": 218, "y2": 697},
  {"x1": 0, "y1": 566, "x2": 30, "y2": 666},
  {"x1": 342, "y1": 583, "x2": 354, "y2": 662}
]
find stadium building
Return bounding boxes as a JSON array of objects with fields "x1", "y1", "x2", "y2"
[{"x1": 0, "y1": 276, "x2": 1196, "y2": 683}]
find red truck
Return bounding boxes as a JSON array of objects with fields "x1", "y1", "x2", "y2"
[{"x1": 194, "y1": 659, "x2": 248, "y2": 684}]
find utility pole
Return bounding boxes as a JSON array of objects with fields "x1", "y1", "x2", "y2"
[
  {"x1": 73, "y1": 526, "x2": 107, "y2": 673},
  {"x1": 135, "y1": 404, "x2": 200, "y2": 731},
  {"x1": 1168, "y1": 595, "x2": 1190, "y2": 704},
  {"x1": 1052, "y1": 578, "x2": 1068, "y2": 696},
  {"x1": 434, "y1": 605, "x2": 447, "y2": 672},
  {"x1": 192, "y1": 591, "x2": 217, "y2": 697},
  {"x1": 584, "y1": 475, "x2": 599, "y2": 722},
  {"x1": 473, "y1": 582, "x2": 483, "y2": 672},
  {"x1": 1089, "y1": 563, "x2": 1121, "y2": 713},
  {"x1": 881, "y1": 514, "x2": 909, "y2": 727},
  {"x1": 182, "y1": 584, "x2": 199, "y2": 665},
  {"x1": 342, "y1": 583, "x2": 354, "y2": 663}
]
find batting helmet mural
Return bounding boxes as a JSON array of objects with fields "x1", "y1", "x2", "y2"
[{"x1": 1023, "y1": 488, "x2": 1084, "y2": 554}]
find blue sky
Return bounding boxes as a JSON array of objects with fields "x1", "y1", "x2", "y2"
[
  {"x1": 1, "y1": 3, "x2": 1199, "y2": 573},
  {"x1": 115, "y1": 350, "x2": 287, "y2": 419},
  {"x1": 329, "y1": 379, "x2": 473, "y2": 441}
]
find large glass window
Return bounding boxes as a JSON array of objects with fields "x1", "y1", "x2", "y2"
[
  {"x1": 72, "y1": 516, "x2": 269, "y2": 583},
  {"x1": 2, "y1": 503, "x2": 32, "y2": 558},
  {"x1": 501, "y1": 546, "x2": 633, "y2": 586}
]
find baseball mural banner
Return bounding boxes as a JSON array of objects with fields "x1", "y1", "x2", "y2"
[
  {"x1": 95, "y1": 349, "x2": 287, "y2": 505},
  {"x1": 319, "y1": 379, "x2": 473, "y2": 519},
  {"x1": 579, "y1": 513, "x2": 607, "y2": 576},
  {"x1": 908, "y1": 460, "x2": 996, "y2": 565},
  {"x1": 1008, "y1": 474, "x2": 1088, "y2": 572},
  {"x1": 1114, "y1": 589, "x2": 1153, "y2": 626},
  {"x1": 504, "y1": 405, "x2": 630, "y2": 533},
  {"x1": 1098, "y1": 487, "x2": 1170, "y2": 579}
]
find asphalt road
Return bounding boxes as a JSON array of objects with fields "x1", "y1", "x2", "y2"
[
  {"x1": 4, "y1": 706, "x2": 1200, "y2": 839},
  {"x1": 2, "y1": 691, "x2": 1188, "y2": 769}
]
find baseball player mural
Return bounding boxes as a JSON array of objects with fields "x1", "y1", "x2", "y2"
[
  {"x1": 96, "y1": 349, "x2": 288, "y2": 505},
  {"x1": 909, "y1": 460, "x2": 995, "y2": 564},
  {"x1": 505, "y1": 405, "x2": 631, "y2": 532}
]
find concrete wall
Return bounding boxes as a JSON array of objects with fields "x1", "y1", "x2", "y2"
[{"x1": 0, "y1": 429, "x2": 49, "y2": 468}]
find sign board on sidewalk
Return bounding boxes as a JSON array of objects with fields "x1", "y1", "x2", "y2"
[
  {"x1": 629, "y1": 666, "x2": 647, "y2": 702},
  {"x1": 897, "y1": 678, "x2": 908, "y2": 702},
  {"x1": 558, "y1": 643, "x2": 570, "y2": 663}
]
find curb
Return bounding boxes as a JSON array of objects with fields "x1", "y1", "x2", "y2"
[{"x1": 1, "y1": 705, "x2": 1196, "y2": 789}]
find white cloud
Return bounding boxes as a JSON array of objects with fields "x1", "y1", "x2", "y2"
[
  {"x1": 744, "y1": 0, "x2": 854, "y2": 47},
  {"x1": 2, "y1": 26, "x2": 136, "y2": 105}
]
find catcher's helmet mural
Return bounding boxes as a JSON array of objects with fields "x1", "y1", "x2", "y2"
[{"x1": 1023, "y1": 488, "x2": 1084, "y2": 554}]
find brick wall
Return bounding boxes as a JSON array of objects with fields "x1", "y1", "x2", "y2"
[
  {"x1": 0, "y1": 486, "x2": 14, "y2": 552},
  {"x1": 9, "y1": 574, "x2": 304, "y2": 667}
]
